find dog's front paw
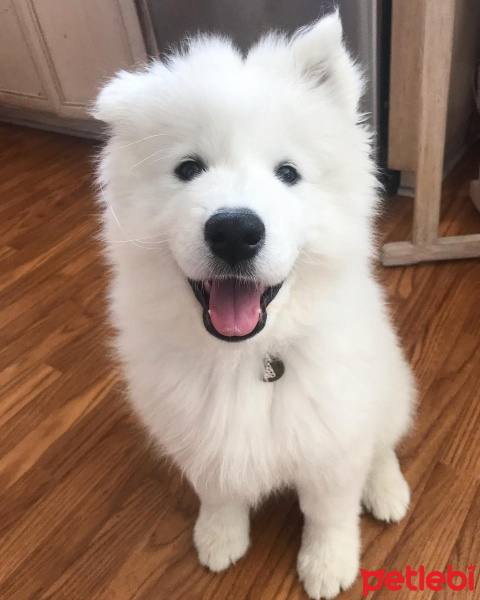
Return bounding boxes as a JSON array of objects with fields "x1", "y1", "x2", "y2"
[
  {"x1": 362, "y1": 453, "x2": 410, "y2": 523},
  {"x1": 193, "y1": 503, "x2": 249, "y2": 572},
  {"x1": 297, "y1": 526, "x2": 359, "y2": 599},
  {"x1": 363, "y1": 473, "x2": 410, "y2": 523}
]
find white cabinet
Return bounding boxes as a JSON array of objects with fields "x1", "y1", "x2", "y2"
[
  {"x1": 0, "y1": 0, "x2": 56, "y2": 112},
  {"x1": 0, "y1": 0, "x2": 147, "y2": 130}
]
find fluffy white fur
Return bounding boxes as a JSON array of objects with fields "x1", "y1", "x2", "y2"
[{"x1": 95, "y1": 13, "x2": 415, "y2": 599}]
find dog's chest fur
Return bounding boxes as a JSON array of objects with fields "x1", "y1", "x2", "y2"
[{"x1": 121, "y1": 319, "x2": 377, "y2": 501}]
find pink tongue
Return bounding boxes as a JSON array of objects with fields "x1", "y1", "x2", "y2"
[{"x1": 209, "y1": 279, "x2": 262, "y2": 337}]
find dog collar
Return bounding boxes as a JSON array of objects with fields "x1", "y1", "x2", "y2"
[{"x1": 263, "y1": 353, "x2": 285, "y2": 382}]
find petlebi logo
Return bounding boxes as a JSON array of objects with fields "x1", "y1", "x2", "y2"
[{"x1": 361, "y1": 564, "x2": 475, "y2": 596}]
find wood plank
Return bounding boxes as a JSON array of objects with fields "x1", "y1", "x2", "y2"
[
  {"x1": 442, "y1": 486, "x2": 480, "y2": 599},
  {"x1": 388, "y1": 0, "x2": 422, "y2": 171},
  {"x1": 412, "y1": 0, "x2": 455, "y2": 245},
  {"x1": 382, "y1": 235, "x2": 480, "y2": 266}
]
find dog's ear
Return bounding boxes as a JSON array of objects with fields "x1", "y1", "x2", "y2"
[
  {"x1": 92, "y1": 66, "x2": 163, "y2": 133},
  {"x1": 93, "y1": 70, "x2": 137, "y2": 128},
  {"x1": 290, "y1": 11, "x2": 363, "y2": 119}
]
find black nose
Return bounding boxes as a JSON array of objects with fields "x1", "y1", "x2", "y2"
[{"x1": 204, "y1": 209, "x2": 265, "y2": 266}]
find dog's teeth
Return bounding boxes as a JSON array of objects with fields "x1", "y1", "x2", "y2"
[{"x1": 208, "y1": 310, "x2": 211, "y2": 315}]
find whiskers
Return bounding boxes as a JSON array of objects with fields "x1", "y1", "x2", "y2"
[
  {"x1": 296, "y1": 248, "x2": 323, "y2": 268},
  {"x1": 116, "y1": 131, "x2": 186, "y2": 151},
  {"x1": 110, "y1": 234, "x2": 170, "y2": 243},
  {"x1": 111, "y1": 132, "x2": 185, "y2": 171},
  {"x1": 129, "y1": 148, "x2": 173, "y2": 171},
  {"x1": 116, "y1": 133, "x2": 172, "y2": 150},
  {"x1": 100, "y1": 185, "x2": 170, "y2": 251}
]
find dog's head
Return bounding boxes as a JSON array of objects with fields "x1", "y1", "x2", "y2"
[{"x1": 95, "y1": 13, "x2": 377, "y2": 343}]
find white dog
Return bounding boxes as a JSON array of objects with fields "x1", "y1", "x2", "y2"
[{"x1": 95, "y1": 12, "x2": 415, "y2": 599}]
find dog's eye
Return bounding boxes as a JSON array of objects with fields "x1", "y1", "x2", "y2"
[
  {"x1": 275, "y1": 164, "x2": 299, "y2": 185},
  {"x1": 175, "y1": 159, "x2": 206, "y2": 182}
]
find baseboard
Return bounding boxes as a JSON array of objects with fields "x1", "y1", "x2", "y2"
[{"x1": 0, "y1": 105, "x2": 104, "y2": 140}]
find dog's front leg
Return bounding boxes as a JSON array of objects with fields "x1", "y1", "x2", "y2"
[
  {"x1": 193, "y1": 495, "x2": 250, "y2": 572},
  {"x1": 296, "y1": 479, "x2": 363, "y2": 600}
]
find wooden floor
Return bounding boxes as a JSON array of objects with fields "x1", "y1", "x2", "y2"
[{"x1": 0, "y1": 122, "x2": 479, "y2": 600}]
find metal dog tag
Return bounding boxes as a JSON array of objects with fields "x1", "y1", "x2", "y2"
[{"x1": 263, "y1": 353, "x2": 285, "y2": 382}]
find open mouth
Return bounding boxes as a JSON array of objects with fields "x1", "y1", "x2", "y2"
[{"x1": 188, "y1": 278, "x2": 283, "y2": 342}]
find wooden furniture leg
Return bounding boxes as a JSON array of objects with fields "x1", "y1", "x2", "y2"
[{"x1": 382, "y1": 0, "x2": 480, "y2": 266}]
